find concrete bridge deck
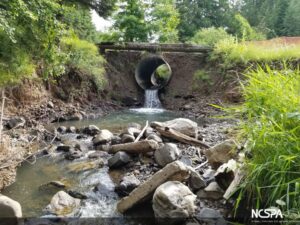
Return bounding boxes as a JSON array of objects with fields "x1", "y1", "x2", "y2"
[{"x1": 98, "y1": 42, "x2": 212, "y2": 53}]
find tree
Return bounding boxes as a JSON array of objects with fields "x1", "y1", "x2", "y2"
[
  {"x1": 62, "y1": 2, "x2": 97, "y2": 42},
  {"x1": 113, "y1": 0, "x2": 149, "y2": 42},
  {"x1": 283, "y1": 0, "x2": 300, "y2": 36},
  {"x1": 72, "y1": 0, "x2": 117, "y2": 18},
  {"x1": 240, "y1": 0, "x2": 293, "y2": 38},
  {"x1": 150, "y1": 0, "x2": 180, "y2": 43},
  {"x1": 176, "y1": 0, "x2": 233, "y2": 42}
]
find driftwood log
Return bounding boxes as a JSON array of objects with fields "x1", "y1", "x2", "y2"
[
  {"x1": 108, "y1": 140, "x2": 159, "y2": 154},
  {"x1": 151, "y1": 124, "x2": 210, "y2": 149}
]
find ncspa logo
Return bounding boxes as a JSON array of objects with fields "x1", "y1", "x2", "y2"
[{"x1": 251, "y1": 208, "x2": 283, "y2": 219}]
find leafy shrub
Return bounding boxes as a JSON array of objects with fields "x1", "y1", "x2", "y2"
[
  {"x1": 235, "y1": 66, "x2": 300, "y2": 218},
  {"x1": 189, "y1": 27, "x2": 233, "y2": 47},
  {"x1": 61, "y1": 36, "x2": 107, "y2": 90}
]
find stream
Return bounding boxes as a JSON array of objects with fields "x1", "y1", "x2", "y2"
[{"x1": 2, "y1": 108, "x2": 185, "y2": 224}]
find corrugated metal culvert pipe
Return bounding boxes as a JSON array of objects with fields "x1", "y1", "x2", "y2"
[{"x1": 135, "y1": 56, "x2": 172, "y2": 90}]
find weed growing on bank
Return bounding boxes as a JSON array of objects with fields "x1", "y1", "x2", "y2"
[
  {"x1": 236, "y1": 66, "x2": 300, "y2": 218},
  {"x1": 61, "y1": 36, "x2": 107, "y2": 90}
]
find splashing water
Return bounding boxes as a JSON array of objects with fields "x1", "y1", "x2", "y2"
[{"x1": 144, "y1": 89, "x2": 161, "y2": 108}]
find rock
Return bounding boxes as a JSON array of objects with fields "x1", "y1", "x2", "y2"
[
  {"x1": 0, "y1": 195, "x2": 22, "y2": 218},
  {"x1": 57, "y1": 126, "x2": 67, "y2": 133},
  {"x1": 108, "y1": 151, "x2": 132, "y2": 169},
  {"x1": 67, "y1": 190, "x2": 87, "y2": 200},
  {"x1": 126, "y1": 127, "x2": 141, "y2": 137},
  {"x1": 215, "y1": 159, "x2": 237, "y2": 190},
  {"x1": 88, "y1": 151, "x2": 109, "y2": 159},
  {"x1": 153, "y1": 181, "x2": 196, "y2": 219},
  {"x1": 223, "y1": 168, "x2": 245, "y2": 200},
  {"x1": 44, "y1": 191, "x2": 80, "y2": 216},
  {"x1": 82, "y1": 125, "x2": 100, "y2": 136},
  {"x1": 96, "y1": 144, "x2": 111, "y2": 151},
  {"x1": 93, "y1": 129, "x2": 114, "y2": 145},
  {"x1": 151, "y1": 118, "x2": 198, "y2": 137},
  {"x1": 179, "y1": 156, "x2": 193, "y2": 167},
  {"x1": 47, "y1": 181, "x2": 66, "y2": 188},
  {"x1": 204, "y1": 140, "x2": 237, "y2": 169},
  {"x1": 154, "y1": 143, "x2": 180, "y2": 167},
  {"x1": 56, "y1": 145, "x2": 71, "y2": 152},
  {"x1": 144, "y1": 127, "x2": 156, "y2": 138},
  {"x1": 196, "y1": 208, "x2": 226, "y2": 225},
  {"x1": 111, "y1": 136, "x2": 122, "y2": 145},
  {"x1": 64, "y1": 149, "x2": 84, "y2": 160},
  {"x1": 197, "y1": 182, "x2": 224, "y2": 200},
  {"x1": 202, "y1": 169, "x2": 216, "y2": 182},
  {"x1": 47, "y1": 101, "x2": 54, "y2": 108},
  {"x1": 68, "y1": 112, "x2": 83, "y2": 121},
  {"x1": 116, "y1": 175, "x2": 141, "y2": 196},
  {"x1": 67, "y1": 159, "x2": 104, "y2": 173},
  {"x1": 121, "y1": 134, "x2": 135, "y2": 143},
  {"x1": 67, "y1": 126, "x2": 77, "y2": 133},
  {"x1": 127, "y1": 122, "x2": 142, "y2": 130},
  {"x1": 146, "y1": 134, "x2": 162, "y2": 143},
  {"x1": 6, "y1": 117, "x2": 26, "y2": 130},
  {"x1": 189, "y1": 169, "x2": 206, "y2": 191},
  {"x1": 117, "y1": 161, "x2": 190, "y2": 213}
]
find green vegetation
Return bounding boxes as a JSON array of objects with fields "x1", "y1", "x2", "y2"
[
  {"x1": 235, "y1": 66, "x2": 300, "y2": 218},
  {"x1": 213, "y1": 39, "x2": 300, "y2": 66},
  {"x1": 0, "y1": 0, "x2": 110, "y2": 88},
  {"x1": 61, "y1": 36, "x2": 107, "y2": 90},
  {"x1": 156, "y1": 64, "x2": 171, "y2": 79},
  {"x1": 190, "y1": 27, "x2": 233, "y2": 47},
  {"x1": 193, "y1": 70, "x2": 212, "y2": 84}
]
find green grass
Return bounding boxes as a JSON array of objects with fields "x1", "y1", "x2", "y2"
[
  {"x1": 235, "y1": 65, "x2": 300, "y2": 218},
  {"x1": 213, "y1": 38, "x2": 300, "y2": 67}
]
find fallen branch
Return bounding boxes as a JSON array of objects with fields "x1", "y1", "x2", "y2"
[
  {"x1": 134, "y1": 120, "x2": 148, "y2": 143},
  {"x1": 109, "y1": 140, "x2": 159, "y2": 154},
  {"x1": 152, "y1": 125, "x2": 210, "y2": 149}
]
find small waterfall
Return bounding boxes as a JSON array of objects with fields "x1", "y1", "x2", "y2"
[{"x1": 144, "y1": 89, "x2": 161, "y2": 108}]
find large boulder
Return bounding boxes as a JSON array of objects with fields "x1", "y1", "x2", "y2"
[
  {"x1": 44, "y1": 191, "x2": 80, "y2": 216},
  {"x1": 154, "y1": 143, "x2": 180, "y2": 167},
  {"x1": 204, "y1": 140, "x2": 237, "y2": 169},
  {"x1": 93, "y1": 129, "x2": 114, "y2": 145},
  {"x1": 0, "y1": 195, "x2": 22, "y2": 218},
  {"x1": 151, "y1": 118, "x2": 198, "y2": 137},
  {"x1": 153, "y1": 181, "x2": 196, "y2": 219},
  {"x1": 117, "y1": 161, "x2": 190, "y2": 213}
]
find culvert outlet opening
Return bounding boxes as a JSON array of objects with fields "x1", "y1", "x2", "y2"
[{"x1": 135, "y1": 56, "x2": 172, "y2": 90}]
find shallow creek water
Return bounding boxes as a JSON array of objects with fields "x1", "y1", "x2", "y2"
[{"x1": 2, "y1": 109, "x2": 185, "y2": 223}]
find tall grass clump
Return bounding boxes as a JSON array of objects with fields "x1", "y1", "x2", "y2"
[
  {"x1": 213, "y1": 38, "x2": 300, "y2": 67},
  {"x1": 237, "y1": 65, "x2": 300, "y2": 218},
  {"x1": 61, "y1": 36, "x2": 107, "y2": 90}
]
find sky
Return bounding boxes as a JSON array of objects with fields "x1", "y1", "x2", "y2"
[{"x1": 91, "y1": 10, "x2": 113, "y2": 32}]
